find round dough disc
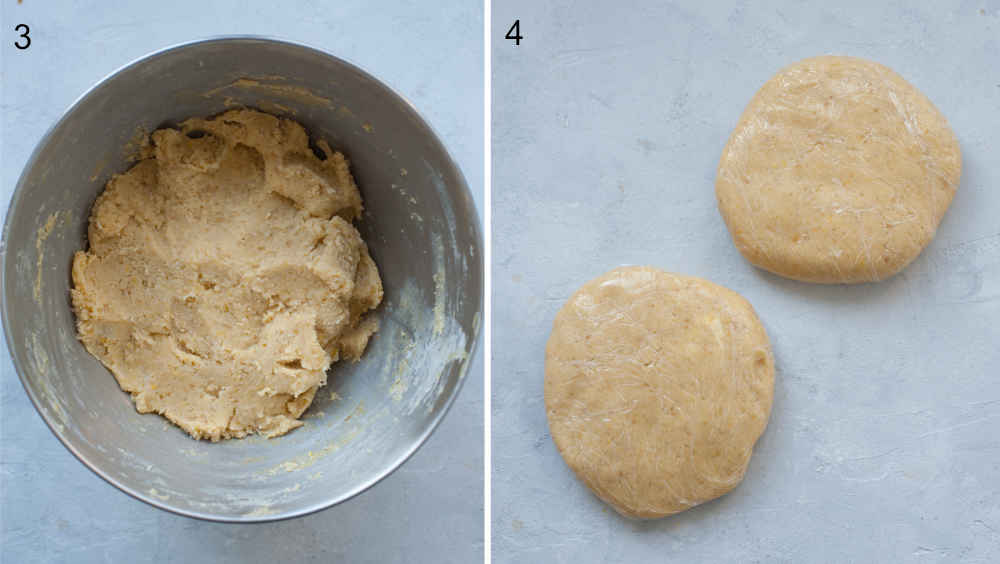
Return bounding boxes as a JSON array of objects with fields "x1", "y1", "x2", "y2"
[
  {"x1": 545, "y1": 266, "x2": 774, "y2": 519},
  {"x1": 716, "y1": 56, "x2": 961, "y2": 284}
]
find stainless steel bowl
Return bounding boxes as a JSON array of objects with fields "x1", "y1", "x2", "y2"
[{"x1": 1, "y1": 37, "x2": 482, "y2": 522}]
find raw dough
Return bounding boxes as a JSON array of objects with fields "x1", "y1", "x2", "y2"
[
  {"x1": 716, "y1": 56, "x2": 961, "y2": 283},
  {"x1": 71, "y1": 109, "x2": 383, "y2": 441},
  {"x1": 545, "y1": 266, "x2": 774, "y2": 519}
]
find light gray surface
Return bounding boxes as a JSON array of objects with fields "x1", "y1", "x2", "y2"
[
  {"x1": 1, "y1": 1, "x2": 482, "y2": 562},
  {"x1": 493, "y1": 1, "x2": 1000, "y2": 562}
]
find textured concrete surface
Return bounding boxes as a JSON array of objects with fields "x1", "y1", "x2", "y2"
[
  {"x1": 0, "y1": 1, "x2": 482, "y2": 563},
  {"x1": 492, "y1": 1, "x2": 1000, "y2": 562}
]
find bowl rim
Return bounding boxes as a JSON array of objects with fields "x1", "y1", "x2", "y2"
[{"x1": 1, "y1": 34, "x2": 483, "y2": 523}]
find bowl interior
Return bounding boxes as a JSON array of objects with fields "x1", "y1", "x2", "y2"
[{"x1": 2, "y1": 38, "x2": 482, "y2": 521}]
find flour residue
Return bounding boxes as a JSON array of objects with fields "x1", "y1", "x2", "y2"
[
  {"x1": 202, "y1": 78, "x2": 335, "y2": 109},
  {"x1": 28, "y1": 331, "x2": 66, "y2": 432},
  {"x1": 256, "y1": 100, "x2": 295, "y2": 115},
  {"x1": 389, "y1": 373, "x2": 409, "y2": 402},
  {"x1": 343, "y1": 400, "x2": 366, "y2": 422},
  {"x1": 388, "y1": 337, "x2": 416, "y2": 403},
  {"x1": 148, "y1": 488, "x2": 171, "y2": 501},
  {"x1": 262, "y1": 425, "x2": 362, "y2": 476},
  {"x1": 391, "y1": 183, "x2": 419, "y2": 205},
  {"x1": 121, "y1": 124, "x2": 152, "y2": 162},
  {"x1": 245, "y1": 505, "x2": 277, "y2": 517},
  {"x1": 391, "y1": 274, "x2": 469, "y2": 415},
  {"x1": 89, "y1": 153, "x2": 110, "y2": 182},
  {"x1": 33, "y1": 211, "x2": 69, "y2": 304},
  {"x1": 432, "y1": 234, "x2": 448, "y2": 336}
]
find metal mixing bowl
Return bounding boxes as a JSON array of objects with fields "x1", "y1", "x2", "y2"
[{"x1": 1, "y1": 37, "x2": 482, "y2": 522}]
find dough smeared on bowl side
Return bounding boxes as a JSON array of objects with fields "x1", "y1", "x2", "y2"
[
  {"x1": 545, "y1": 266, "x2": 774, "y2": 519},
  {"x1": 716, "y1": 56, "x2": 961, "y2": 283},
  {"x1": 71, "y1": 109, "x2": 383, "y2": 441}
]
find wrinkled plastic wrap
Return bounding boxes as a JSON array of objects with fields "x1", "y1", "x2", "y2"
[
  {"x1": 545, "y1": 267, "x2": 774, "y2": 519},
  {"x1": 716, "y1": 56, "x2": 961, "y2": 284}
]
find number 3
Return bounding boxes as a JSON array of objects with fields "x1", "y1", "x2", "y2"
[{"x1": 14, "y1": 24, "x2": 30, "y2": 50}]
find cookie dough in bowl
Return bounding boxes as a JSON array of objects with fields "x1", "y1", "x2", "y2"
[
  {"x1": 545, "y1": 266, "x2": 774, "y2": 519},
  {"x1": 72, "y1": 109, "x2": 383, "y2": 441},
  {"x1": 716, "y1": 56, "x2": 961, "y2": 283},
  {"x1": 4, "y1": 38, "x2": 481, "y2": 521}
]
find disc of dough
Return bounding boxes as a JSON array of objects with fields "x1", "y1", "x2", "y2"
[
  {"x1": 716, "y1": 56, "x2": 961, "y2": 283},
  {"x1": 545, "y1": 266, "x2": 774, "y2": 519}
]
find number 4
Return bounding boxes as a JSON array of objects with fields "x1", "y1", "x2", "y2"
[{"x1": 505, "y1": 20, "x2": 522, "y2": 46}]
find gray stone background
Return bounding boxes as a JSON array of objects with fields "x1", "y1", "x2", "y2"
[
  {"x1": 492, "y1": 1, "x2": 1000, "y2": 562},
  {"x1": 0, "y1": 1, "x2": 483, "y2": 563}
]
